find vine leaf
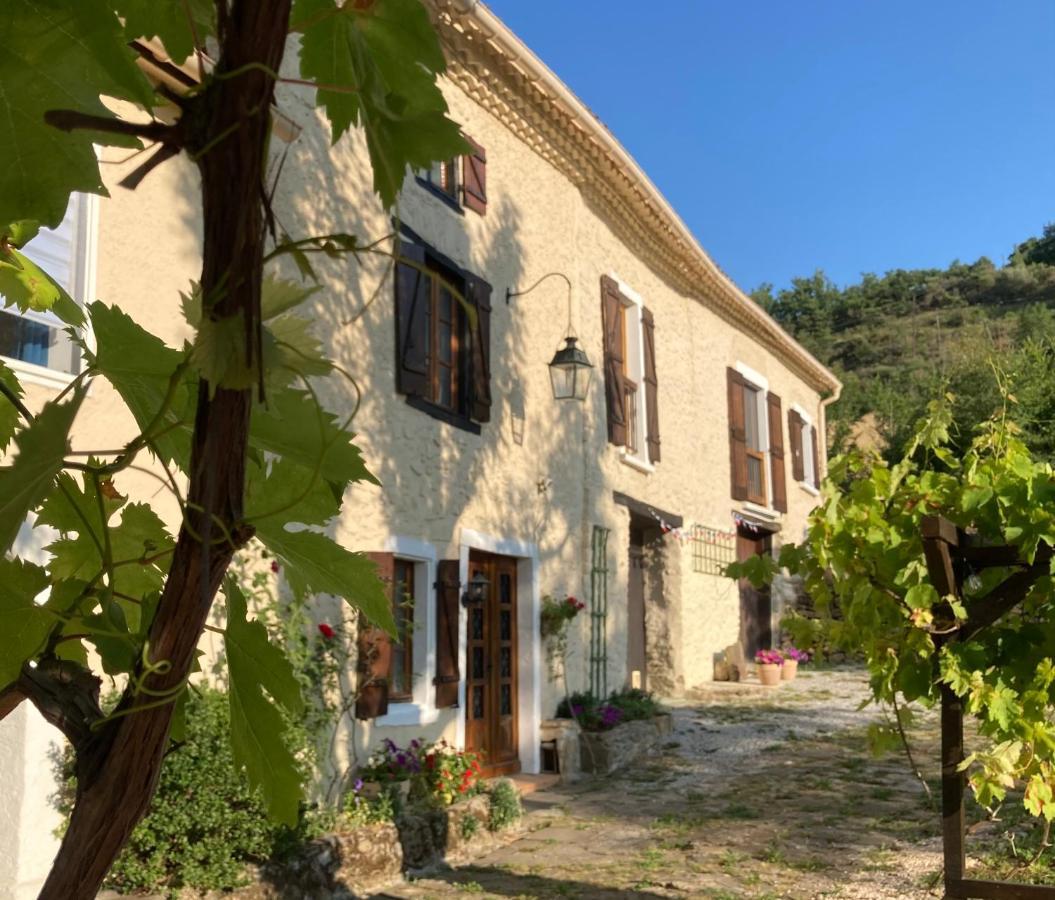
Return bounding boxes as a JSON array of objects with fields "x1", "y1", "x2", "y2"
[
  {"x1": 261, "y1": 276, "x2": 321, "y2": 320},
  {"x1": 254, "y1": 524, "x2": 395, "y2": 633},
  {"x1": 0, "y1": 387, "x2": 84, "y2": 556},
  {"x1": 0, "y1": 558, "x2": 51, "y2": 687},
  {"x1": 0, "y1": 360, "x2": 25, "y2": 453},
  {"x1": 224, "y1": 582, "x2": 304, "y2": 825},
  {"x1": 296, "y1": 0, "x2": 468, "y2": 207},
  {"x1": 87, "y1": 302, "x2": 195, "y2": 469},
  {"x1": 0, "y1": 246, "x2": 85, "y2": 326},
  {"x1": 245, "y1": 457, "x2": 341, "y2": 528},
  {"x1": 111, "y1": 0, "x2": 216, "y2": 65},
  {"x1": 0, "y1": 0, "x2": 155, "y2": 228}
]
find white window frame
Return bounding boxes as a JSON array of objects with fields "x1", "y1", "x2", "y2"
[
  {"x1": 791, "y1": 402, "x2": 820, "y2": 496},
  {"x1": 1, "y1": 192, "x2": 98, "y2": 389},
  {"x1": 735, "y1": 362, "x2": 775, "y2": 513},
  {"x1": 374, "y1": 536, "x2": 440, "y2": 728},
  {"x1": 609, "y1": 273, "x2": 653, "y2": 472}
]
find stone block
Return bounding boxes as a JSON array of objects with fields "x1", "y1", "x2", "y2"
[
  {"x1": 540, "y1": 717, "x2": 583, "y2": 782},
  {"x1": 579, "y1": 716, "x2": 669, "y2": 775}
]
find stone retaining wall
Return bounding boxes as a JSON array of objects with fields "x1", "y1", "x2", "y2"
[{"x1": 579, "y1": 714, "x2": 674, "y2": 775}]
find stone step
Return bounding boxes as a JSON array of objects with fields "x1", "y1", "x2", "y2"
[{"x1": 505, "y1": 772, "x2": 560, "y2": 797}]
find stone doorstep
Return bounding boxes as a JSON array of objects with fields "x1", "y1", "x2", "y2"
[{"x1": 503, "y1": 772, "x2": 560, "y2": 797}]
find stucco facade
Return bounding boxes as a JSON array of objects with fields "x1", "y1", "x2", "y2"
[{"x1": 0, "y1": 3, "x2": 839, "y2": 893}]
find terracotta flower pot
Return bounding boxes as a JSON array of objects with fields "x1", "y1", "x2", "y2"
[
  {"x1": 781, "y1": 659, "x2": 798, "y2": 681},
  {"x1": 758, "y1": 663, "x2": 782, "y2": 686}
]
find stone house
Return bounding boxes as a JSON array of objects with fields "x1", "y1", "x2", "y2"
[{"x1": 0, "y1": 2, "x2": 839, "y2": 894}]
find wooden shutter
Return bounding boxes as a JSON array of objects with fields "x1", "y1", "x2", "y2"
[
  {"x1": 727, "y1": 367, "x2": 749, "y2": 501},
  {"x1": 767, "y1": 392, "x2": 787, "y2": 513},
  {"x1": 394, "y1": 241, "x2": 429, "y2": 398},
  {"x1": 434, "y1": 559, "x2": 461, "y2": 708},
  {"x1": 467, "y1": 274, "x2": 492, "y2": 423},
  {"x1": 811, "y1": 424, "x2": 821, "y2": 488},
  {"x1": 641, "y1": 306, "x2": 661, "y2": 464},
  {"x1": 601, "y1": 276, "x2": 627, "y2": 446},
  {"x1": 462, "y1": 137, "x2": 487, "y2": 215},
  {"x1": 356, "y1": 552, "x2": 394, "y2": 720},
  {"x1": 788, "y1": 409, "x2": 805, "y2": 483}
]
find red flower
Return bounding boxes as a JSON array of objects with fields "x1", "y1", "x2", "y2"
[
  {"x1": 270, "y1": 560, "x2": 280, "y2": 574},
  {"x1": 318, "y1": 623, "x2": 335, "y2": 639}
]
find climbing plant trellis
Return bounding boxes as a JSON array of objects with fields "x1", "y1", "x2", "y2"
[{"x1": 921, "y1": 515, "x2": 1055, "y2": 900}]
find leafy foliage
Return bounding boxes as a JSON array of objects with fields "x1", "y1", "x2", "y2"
[
  {"x1": 752, "y1": 239, "x2": 1055, "y2": 461},
  {"x1": 56, "y1": 689, "x2": 286, "y2": 897},
  {"x1": 295, "y1": 0, "x2": 467, "y2": 206},
  {"x1": 487, "y1": 779, "x2": 522, "y2": 832},
  {"x1": 0, "y1": 0, "x2": 153, "y2": 228},
  {"x1": 731, "y1": 398, "x2": 1055, "y2": 823}
]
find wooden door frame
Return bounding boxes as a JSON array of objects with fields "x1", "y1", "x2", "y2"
[{"x1": 464, "y1": 549, "x2": 521, "y2": 777}]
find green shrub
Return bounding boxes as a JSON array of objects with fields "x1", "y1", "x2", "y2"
[
  {"x1": 488, "y1": 780, "x2": 521, "y2": 832},
  {"x1": 555, "y1": 688, "x2": 664, "y2": 731},
  {"x1": 57, "y1": 689, "x2": 291, "y2": 897},
  {"x1": 606, "y1": 687, "x2": 663, "y2": 721}
]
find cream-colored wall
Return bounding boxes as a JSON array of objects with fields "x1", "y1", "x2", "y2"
[{"x1": 1, "y1": 62, "x2": 829, "y2": 854}]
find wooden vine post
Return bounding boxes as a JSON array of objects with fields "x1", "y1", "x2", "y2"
[{"x1": 921, "y1": 515, "x2": 1055, "y2": 900}]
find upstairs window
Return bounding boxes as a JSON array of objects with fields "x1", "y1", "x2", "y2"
[
  {"x1": 789, "y1": 406, "x2": 821, "y2": 490},
  {"x1": 0, "y1": 193, "x2": 93, "y2": 378},
  {"x1": 600, "y1": 275, "x2": 661, "y2": 466},
  {"x1": 416, "y1": 136, "x2": 487, "y2": 215},
  {"x1": 727, "y1": 366, "x2": 788, "y2": 512},
  {"x1": 394, "y1": 233, "x2": 492, "y2": 431}
]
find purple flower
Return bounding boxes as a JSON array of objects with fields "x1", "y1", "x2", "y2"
[
  {"x1": 383, "y1": 738, "x2": 398, "y2": 753},
  {"x1": 571, "y1": 704, "x2": 584, "y2": 717},
  {"x1": 354, "y1": 778, "x2": 364, "y2": 793},
  {"x1": 600, "y1": 705, "x2": 623, "y2": 728}
]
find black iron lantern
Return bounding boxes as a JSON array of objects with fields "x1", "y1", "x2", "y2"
[
  {"x1": 548, "y1": 335, "x2": 593, "y2": 402},
  {"x1": 462, "y1": 570, "x2": 489, "y2": 607},
  {"x1": 506, "y1": 271, "x2": 593, "y2": 402}
]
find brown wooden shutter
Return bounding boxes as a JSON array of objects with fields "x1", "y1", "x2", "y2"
[
  {"x1": 467, "y1": 274, "x2": 492, "y2": 423},
  {"x1": 394, "y1": 241, "x2": 429, "y2": 398},
  {"x1": 767, "y1": 392, "x2": 787, "y2": 513},
  {"x1": 356, "y1": 552, "x2": 394, "y2": 720},
  {"x1": 641, "y1": 306, "x2": 661, "y2": 464},
  {"x1": 811, "y1": 424, "x2": 821, "y2": 488},
  {"x1": 434, "y1": 559, "x2": 461, "y2": 708},
  {"x1": 788, "y1": 409, "x2": 805, "y2": 483},
  {"x1": 727, "y1": 367, "x2": 749, "y2": 501},
  {"x1": 601, "y1": 276, "x2": 627, "y2": 446},
  {"x1": 462, "y1": 137, "x2": 487, "y2": 215}
]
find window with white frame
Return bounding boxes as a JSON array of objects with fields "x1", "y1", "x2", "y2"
[
  {"x1": 601, "y1": 274, "x2": 661, "y2": 467},
  {"x1": 727, "y1": 363, "x2": 790, "y2": 512},
  {"x1": 789, "y1": 404, "x2": 820, "y2": 490},
  {"x1": 0, "y1": 193, "x2": 93, "y2": 377}
]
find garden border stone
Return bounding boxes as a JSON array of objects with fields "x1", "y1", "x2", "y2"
[{"x1": 579, "y1": 714, "x2": 673, "y2": 775}]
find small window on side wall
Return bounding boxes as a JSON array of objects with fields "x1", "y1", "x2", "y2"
[
  {"x1": 0, "y1": 193, "x2": 92, "y2": 377},
  {"x1": 789, "y1": 407, "x2": 821, "y2": 490},
  {"x1": 416, "y1": 137, "x2": 487, "y2": 215},
  {"x1": 389, "y1": 557, "x2": 416, "y2": 703},
  {"x1": 726, "y1": 367, "x2": 788, "y2": 512}
]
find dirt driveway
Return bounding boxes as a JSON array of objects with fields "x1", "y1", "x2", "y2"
[{"x1": 375, "y1": 668, "x2": 950, "y2": 899}]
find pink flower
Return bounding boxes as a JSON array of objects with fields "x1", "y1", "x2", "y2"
[
  {"x1": 318, "y1": 623, "x2": 335, "y2": 639},
  {"x1": 271, "y1": 560, "x2": 281, "y2": 574}
]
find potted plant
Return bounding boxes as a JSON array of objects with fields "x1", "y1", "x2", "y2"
[
  {"x1": 754, "y1": 648, "x2": 784, "y2": 686},
  {"x1": 781, "y1": 646, "x2": 809, "y2": 681}
]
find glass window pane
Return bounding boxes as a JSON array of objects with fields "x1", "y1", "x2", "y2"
[
  {"x1": 471, "y1": 607, "x2": 483, "y2": 641},
  {"x1": 500, "y1": 647, "x2": 511, "y2": 678},
  {"x1": 747, "y1": 456, "x2": 763, "y2": 498},
  {"x1": 743, "y1": 386, "x2": 761, "y2": 450},
  {"x1": 472, "y1": 646, "x2": 485, "y2": 680},
  {"x1": 499, "y1": 573, "x2": 512, "y2": 605},
  {"x1": 500, "y1": 610, "x2": 511, "y2": 642},
  {"x1": 472, "y1": 685, "x2": 484, "y2": 719},
  {"x1": 500, "y1": 684, "x2": 512, "y2": 716}
]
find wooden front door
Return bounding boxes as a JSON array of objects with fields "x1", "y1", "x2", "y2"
[
  {"x1": 737, "y1": 528, "x2": 772, "y2": 657},
  {"x1": 465, "y1": 551, "x2": 520, "y2": 776}
]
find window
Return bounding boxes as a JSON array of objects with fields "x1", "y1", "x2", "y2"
[
  {"x1": 394, "y1": 231, "x2": 493, "y2": 430},
  {"x1": 415, "y1": 136, "x2": 487, "y2": 215},
  {"x1": 742, "y1": 382, "x2": 766, "y2": 504},
  {"x1": 389, "y1": 558, "x2": 416, "y2": 702},
  {"x1": 0, "y1": 193, "x2": 92, "y2": 377},
  {"x1": 601, "y1": 275, "x2": 661, "y2": 465},
  {"x1": 422, "y1": 158, "x2": 458, "y2": 202},
  {"x1": 789, "y1": 406, "x2": 820, "y2": 491},
  {"x1": 727, "y1": 366, "x2": 788, "y2": 512}
]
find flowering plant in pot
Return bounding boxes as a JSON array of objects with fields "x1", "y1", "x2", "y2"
[
  {"x1": 781, "y1": 646, "x2": 809, "y2": 681},
  {"x1": 541, "y1": 593, "x2": 585, "y2": 677},
  {"x1": 754, "y1": 648, "x2": 784, "y2": 686}
]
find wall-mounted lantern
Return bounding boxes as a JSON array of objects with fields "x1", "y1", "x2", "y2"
[
  {"x1": 506, "y1": 272, "x2": 593, "y2": 402},
  {"x1": 461, "y1": 570, "x2": 490, "y2": 607}
]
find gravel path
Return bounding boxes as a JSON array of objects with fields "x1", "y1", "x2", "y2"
[{"x1": 378, "y1": 667, "x2": 952, "y2": 899}]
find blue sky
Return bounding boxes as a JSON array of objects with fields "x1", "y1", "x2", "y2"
[{"x1": 484, "y1": 1, "x2": 1055, "y2": 293}]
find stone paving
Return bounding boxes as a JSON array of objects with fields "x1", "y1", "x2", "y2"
[{"x1": 373, "y1": 668, "x2": 950, "y2": 899}]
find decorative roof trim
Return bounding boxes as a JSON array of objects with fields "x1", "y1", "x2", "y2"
[{"x1": 429, "y1": 0, "x2": 841, "y2": 395}]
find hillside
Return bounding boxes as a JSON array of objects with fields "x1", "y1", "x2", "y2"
[{"x1": 752, "y1": 226, "x2": 1055, "y2": 460}]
